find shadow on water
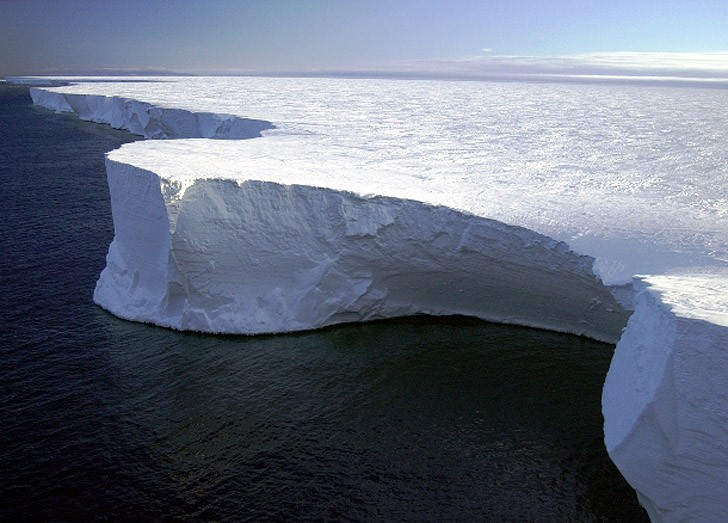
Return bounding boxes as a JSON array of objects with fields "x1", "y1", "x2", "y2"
[
  {"x1": 0, "y1": 85, "x2": 647, "y2": 521},
  {"x1": 90, "y1": 313, "x2": 646, "y2": 522}
]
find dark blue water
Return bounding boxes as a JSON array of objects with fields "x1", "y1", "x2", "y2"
[{"x1": 0, "y1": 85, "x2": 646, "y2": 522}]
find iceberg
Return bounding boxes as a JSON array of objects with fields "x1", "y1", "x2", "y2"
[
  {"x1": 19, "y1": 76, "x2": 728, "y2": 521},
  {"x1": 95, "y1": 139, "x2": 626, "y2": 340}
]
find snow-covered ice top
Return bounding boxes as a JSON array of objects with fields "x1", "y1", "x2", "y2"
[{"x1": 30, "y1": 75, "x2": 728, "y2": 285}]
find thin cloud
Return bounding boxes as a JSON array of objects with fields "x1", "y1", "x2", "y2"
[
  {"x1": 371, "y1": 52, "x2": 728, "y2": 82},
  {"x1": 551, "y1": 52, "x2": 728, "y2": 76}
]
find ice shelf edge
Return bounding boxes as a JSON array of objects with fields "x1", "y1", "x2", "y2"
[
  {"x1": 95, "y1": 157, "x2": 629, "y2": 342},
  {"x1": 28, "y1": 85, "x2": 274, "y2": 140}
]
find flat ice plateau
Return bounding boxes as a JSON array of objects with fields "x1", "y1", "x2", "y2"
[{"x1": 22, "y1": 75, "x2": 728, "y2": 522}]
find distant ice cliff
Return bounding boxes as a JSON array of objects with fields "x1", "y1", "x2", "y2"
[{"x1": 30, "y1": 86, "x2": 273, "y2": 139}]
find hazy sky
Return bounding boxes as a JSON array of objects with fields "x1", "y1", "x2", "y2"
[{"x1": 2, "y1": 0, "x2": 728, "y2": 77}]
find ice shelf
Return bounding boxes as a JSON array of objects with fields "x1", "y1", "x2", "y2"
[{"x1": 22, "y1": 77, "x2": 728, "y2": 522}]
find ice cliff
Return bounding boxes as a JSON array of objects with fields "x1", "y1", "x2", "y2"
[
  {"x1": 604, "y1": 272, "x2": 728, "y2": 522},
  {"x1": 23, "y1": 78, "x2": 728, "y2": 522},
  {"x1": 27, "y1": 83, "x2": 627, "y2": 341},
  {"x1": 96, "y1": 152, "x2": 626, "y2": 341},
  {"x1": 30, "y1": 86, "x2": 273, "y2": 139}
]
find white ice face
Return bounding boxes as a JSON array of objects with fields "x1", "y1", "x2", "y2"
[
  {"x1": 93, "y1": 154, "x2": 628, "y2": 342},
  {"x1": 603, "y1": 269, "x2": 728, "y2": 523}
]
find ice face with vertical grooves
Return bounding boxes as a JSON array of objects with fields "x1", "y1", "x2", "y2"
[{"x1": 29, "y1": 86, "x2": 274, "y2": 139}]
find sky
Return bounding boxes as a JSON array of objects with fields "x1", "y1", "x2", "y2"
[{"x1": 1, "y1": 0, "x2": 728, "y2": 78}]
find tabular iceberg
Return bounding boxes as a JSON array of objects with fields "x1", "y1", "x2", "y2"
[
  {"x1": 27, "y1": 81, "x2": 627, "y2": 341},
  {"x1": 96, "y1": 148, "x2": 626, "y2": 341},
  {"x1": 21, "y1": 76, "x2": 728, "y2": 522}
]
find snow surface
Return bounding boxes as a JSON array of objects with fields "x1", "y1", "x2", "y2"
[
  {"x1": 21, "y1": 76, "x2": 728, "y2": 521},
  {"x1": 27, "y1": 76, "x2": 728, "y2": 285}
]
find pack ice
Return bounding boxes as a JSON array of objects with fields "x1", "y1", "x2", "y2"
[{"x1": 26, "y1": 77, "x2": 728, "y2": 522}]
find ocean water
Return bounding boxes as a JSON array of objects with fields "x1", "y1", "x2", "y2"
[{"x1": 0, "y1": 84, "x2": 646, "y2": 521}]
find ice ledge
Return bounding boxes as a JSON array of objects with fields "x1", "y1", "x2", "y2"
[
  {"x1": 29, "y1": 86, "x2": 273, "y2": 139},
  {"x1": 95, "y1": 155, "x2": 628, "y2": 343},
  {"x1": 603, "y1": 272, "x2": 728, "y2": 522}
]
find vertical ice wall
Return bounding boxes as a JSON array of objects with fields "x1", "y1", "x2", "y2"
[
  {"x1": 94, "y1": 156, "x2": 628, "y2": 341},
  {"x1": 603, "y1": 273, "x2": 728, "y2": 522},
  {"x1": 29, "y1": 87, "x2": 273, "y2": 139}
]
